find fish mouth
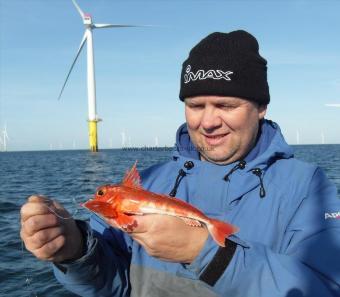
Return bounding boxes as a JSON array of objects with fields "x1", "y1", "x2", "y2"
[
  {"x1": 82, "y1": 200, "x2": 109, "y2": 210},
  {"x1": 82, "y1": 200, "x2": 116, "y2": 218}
]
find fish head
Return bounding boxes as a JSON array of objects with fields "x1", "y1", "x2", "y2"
[
  {"x1": 93, "y1": 184, "x2": 120, "y2": 202},
  {"x1": 82, "y1": 184, "x2": 121, "y2": 218}
]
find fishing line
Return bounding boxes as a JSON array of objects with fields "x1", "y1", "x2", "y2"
[
  {"x1": 21, "y1": 196, "x2": 82, "y2": 296},
  {"x1": 21, "y1": 240, "x2": 38, "y2": 297},
  {"x1": 43, "y1": 197, "x2": 80, "y2": 220}
]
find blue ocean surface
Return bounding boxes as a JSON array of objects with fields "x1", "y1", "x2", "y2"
[{"x1": 0, "y1": 145, "x2": 339, "y2": 296}]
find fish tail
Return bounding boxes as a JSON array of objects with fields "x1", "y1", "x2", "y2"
[{"x1": 207, "y1": 218, "x2": 239, "y2": 247}]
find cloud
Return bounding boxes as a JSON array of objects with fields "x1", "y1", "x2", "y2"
[{"x1": 325, "y1": 103, "x2": 340, "y2": 108}]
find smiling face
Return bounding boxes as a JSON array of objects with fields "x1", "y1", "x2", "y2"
[{"x1": 185, "y1": 96, "x2": 267, "y2": 165}]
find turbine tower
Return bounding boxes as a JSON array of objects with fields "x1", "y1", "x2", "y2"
[
  {"x1": 121, "y1": 131, "x2": 126, "y2": 147},
  {"x1": 1, "y1": 124, "x2": 9, "y2": 152},
  {"x1": 321, "y1": 131, "x2": 325, "y2": 144},
  {"x1": 59, "y1": 0, "x2": 149, "y2": 152},
  {"x1": 296, "y1": 130, "x2": 300, "y2": 145}
]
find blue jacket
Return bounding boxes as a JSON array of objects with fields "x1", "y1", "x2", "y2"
[{"x1": 54, "y1": 120, "x2": 340, "y2": 297}]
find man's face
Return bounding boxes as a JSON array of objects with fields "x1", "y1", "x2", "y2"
[{"x1": 185, "y1": 96, "x2": 267, "y2": 165}]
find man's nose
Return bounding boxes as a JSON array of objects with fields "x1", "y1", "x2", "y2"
[{"x1": 201, "y1": 106, "x2": 222, "y2": 131}]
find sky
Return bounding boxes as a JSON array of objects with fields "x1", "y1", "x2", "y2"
[{"x1": 0, "y1": 0, "x2": 339, "y2": 151}]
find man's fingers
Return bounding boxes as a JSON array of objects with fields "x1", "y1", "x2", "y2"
[
  {"x1": 104, "y1": 214, "x2": 185, "y2": 235},
  {"x1": 27, "y1": 195, "x2": 50, "y2": 203},
  {"x1": 129, "y1": 214, "x2": 179, "y2": 234},
  {"x1": 52, "y1": 199, "x2": 66, "y2": 211},
  {"x1": 20, "y1": 201, "x2": 54, "y2": 222},
  {"x1": 22, "y1": 214, "x2": 60, "y2": 236},
  {"x1": 23, "y1": 226, "x2": 64, "y2": 251},
  {"x1": 104, "y1": 216, "x2": 147, "y2": 233},
  {"x1": 127, "y1": 216, "x2": 148, "y2": 233},
  {"x1": 33, "y1": 235, "x2": 66, "y2": 261}
]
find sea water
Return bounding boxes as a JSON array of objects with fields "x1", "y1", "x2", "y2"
[{"x1": 0, "y1": 145, "x2": 339, "y2": 296}]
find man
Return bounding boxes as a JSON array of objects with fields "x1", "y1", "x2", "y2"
[{"x1": 20, "y1": 30, "x2": 340, "y2": 297}]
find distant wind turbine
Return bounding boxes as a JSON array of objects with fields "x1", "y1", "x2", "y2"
[
  {"x1": 58, "y1": 0, "x2": 151, "y2": 152},
  {"x1": 121, "y1": 131, "x2": 126, "y2": 147},
  {"x1": 321, "y1": 131, "x2": 325, "y2": 145},
  {"x1": 325, "y1": 103, "x2": 340, "y2": 108},
  {"x1": 1, "y1": 124, "x2": 9, "y2": 152}
]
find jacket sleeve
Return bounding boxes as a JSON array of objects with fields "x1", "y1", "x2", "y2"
[
  {"x1": 53, "y1": 215, "x2": 133, "y2": 297},
  {"x1": 184, "y1": 167, "x2": 340, "y2": 297}
]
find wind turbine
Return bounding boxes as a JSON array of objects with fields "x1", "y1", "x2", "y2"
[
  {"x1": 296, "y1": 130, "x2": 300, "y2": 145},
  {"x1": 59, "y1": 0, "x2": 150, "y2": 152},
  {"x1": 1, "y1": 124, "x2": 9, "y2": 152},
  {"x1": 321, "y1": 131, "x2": 325, "y2": 144},
  {"x1": 121, "y1": 131, "x2": 126, "y2": 147}
]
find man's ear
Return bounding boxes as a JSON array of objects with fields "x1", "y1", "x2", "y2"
[{"x1": 258, "y1": 104, "x2": 267, "y2": 120}]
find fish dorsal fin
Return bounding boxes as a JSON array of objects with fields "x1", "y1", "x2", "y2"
[{"x1": 122, "y1": 161, "x2": 142, "y2": 189}]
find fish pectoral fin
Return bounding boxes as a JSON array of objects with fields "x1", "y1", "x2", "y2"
[
  {"x1": 179, "y1": 217, "x2": 202, "y2": 227},
  {"x1": 115, "y1": 213, "x2": 139, "y2": 232}
]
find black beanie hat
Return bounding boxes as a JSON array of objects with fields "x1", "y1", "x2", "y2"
[{"x1": 179, "y1": 30, "x2": 270, "y2": 105}]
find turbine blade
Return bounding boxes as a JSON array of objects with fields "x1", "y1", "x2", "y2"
[
  {"x1": 58, "y1": 32, "x2": 87, "y2": 100},
  {"x1": 93, "y1": 23, "x2": 155, "y2": 29},
  {"x1": 71, "y1": 0, "x2": 85, "y2": 19}
]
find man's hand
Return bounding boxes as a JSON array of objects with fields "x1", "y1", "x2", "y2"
[
  {"x1": 20, "y1": 195, "x2": 83, "y2": 263},
  {"x1": 106, "y1": 214, "x2": 208, "y2": 263}
]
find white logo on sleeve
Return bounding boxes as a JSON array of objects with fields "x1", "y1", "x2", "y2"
[
  {"x1": 184, "y1": 65, "x2": 233, "y2": 84},
  {"x1": 325, "y1": 211, "x2": 340, "y2": 219}
]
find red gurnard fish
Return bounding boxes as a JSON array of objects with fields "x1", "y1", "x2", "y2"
[{"x1": 82, "y1": 163, "x2": 239, "y2": 247}]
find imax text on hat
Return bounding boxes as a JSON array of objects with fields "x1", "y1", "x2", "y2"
[{"x1": 184, "y1": 65, "x2": 233, "y2": 84}]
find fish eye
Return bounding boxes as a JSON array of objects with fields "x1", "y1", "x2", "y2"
[{"x1": 97, "y1": 189, "x2": 105, "y2": 196}]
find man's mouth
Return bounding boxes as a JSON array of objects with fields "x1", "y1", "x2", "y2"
[{"x1": 203, "y1": 133, "x2": 229, "y2": 145}]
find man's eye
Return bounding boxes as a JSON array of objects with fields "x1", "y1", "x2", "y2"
[
  {"x1": 189, "y1": 104, "x2": 204, "y2": 109},
  {"x1": 218, "y1": 104, "x2": 236, "y2": 110}
]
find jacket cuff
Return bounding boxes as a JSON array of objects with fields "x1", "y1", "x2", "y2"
[
  {"x1": 199, "y1": 239, "x2": 238, "y2": 286},
  {"x1": 178, "y1": 235, "x2": 219, "y2": 278},
  {"x1": 178, "y1": 235, "x2": 248, "y2": 284},
  {"x1": 198, "y1": 235, "x2": 249, "y2": 286},
  {"x1": 53, "y1": 220, "x2": 97, "y2": 274}
]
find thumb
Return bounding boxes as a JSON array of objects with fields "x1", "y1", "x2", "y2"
[
  {"x1": 27, "y1": 195, "x2": 51, "y2": 204},
  {"x1": 49, "y1": 199, "x2": 72, "y2": 219},
  {"x1": 52, "y1": 199, "x2": 66, "y2": 210},
  {"x1": 126, "y1": 215, "x2": 151, "y2": 233}
]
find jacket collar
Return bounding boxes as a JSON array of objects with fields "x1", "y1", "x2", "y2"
[{"x1": 173, "y1": 119, "x2": 294, "y2": 202}]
